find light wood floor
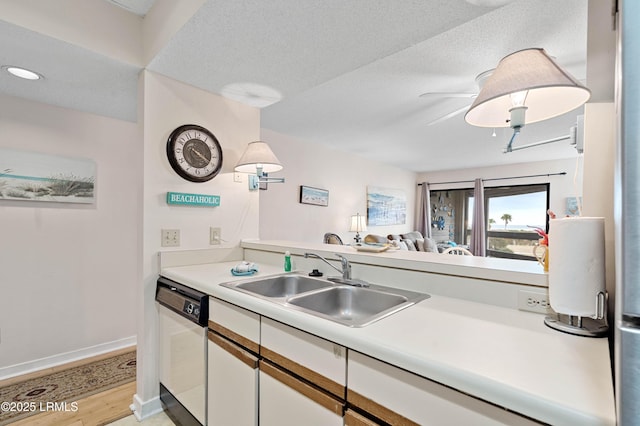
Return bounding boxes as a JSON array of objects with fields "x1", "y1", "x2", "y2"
[
  {"x1": 10, "y1": 381, "x2": 136, "y2": 426},
  {"x1": 1, "y1": 347, "x2": 138, "y2": 426}
]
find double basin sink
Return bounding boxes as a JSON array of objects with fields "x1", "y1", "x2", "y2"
[{"x1": 221, "y1": 273, "x2": 430, "y2": 327}]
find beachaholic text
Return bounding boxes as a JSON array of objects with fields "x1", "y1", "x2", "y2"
[{"x1": 166, "y1": 191, "x2": 221, "y2": 207}]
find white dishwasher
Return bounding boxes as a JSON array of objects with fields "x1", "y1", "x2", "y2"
[{"x1": 156, "y1": 276, "x2": 208, "y2": 426}]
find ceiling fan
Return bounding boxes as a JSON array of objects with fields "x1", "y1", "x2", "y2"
[{"x1": 419, "y1": 70, "x2": 493, "y2": 126}]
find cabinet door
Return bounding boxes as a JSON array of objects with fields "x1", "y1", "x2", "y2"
[
  {"x1": 261, "y1": 317, "x2": 346, "y2": 398},
  {"x1": 209, "y1": 297, "x2": 260, "y2": 353},
  {"x1": 259, "y1": 360, "x2": 343, "y2": 426},
  {"x1": 348, "y1": 351, "x2": 541, "y2": 426},
  {"x1": 208, "y1": 331, "x2": 259, "y2": 426}
]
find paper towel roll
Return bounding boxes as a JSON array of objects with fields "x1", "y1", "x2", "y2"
[{"x1": 548, "y1": 217, "x2": 605, "y2": 317}]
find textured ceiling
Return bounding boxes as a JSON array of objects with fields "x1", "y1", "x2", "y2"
[
  {"x1": 0, "y1": 19, "x2": 139, "y2": 122},
  {"x1": 0, "y1": 0, "x2": 607, "y2": 173}
]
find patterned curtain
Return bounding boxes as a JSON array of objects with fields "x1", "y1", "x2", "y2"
[
  {"x1": 417, "y1": 182, "x2": 432, "y2": 239},
  {"x1": 470, "y1": 178, "x2": 486, "y2": 256}
]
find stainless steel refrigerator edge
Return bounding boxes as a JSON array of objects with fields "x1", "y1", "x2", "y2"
[{"x1": 616, "y1": 1, "x2": 640, "y2": 424}]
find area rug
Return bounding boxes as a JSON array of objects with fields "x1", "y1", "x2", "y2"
[{"x1": 0, "y1": 349, "x2": 136, "y2": 425}]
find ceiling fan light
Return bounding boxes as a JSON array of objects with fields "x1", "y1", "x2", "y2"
[{"x1": 464, "y1": 48, "x2": 590, "y2": 128}]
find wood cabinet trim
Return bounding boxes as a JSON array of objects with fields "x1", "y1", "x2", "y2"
[
  {"x1": 347, "y1": 389, "x2": 419, "y2": 426},
  {"x1": 260, "y1": 360, "x2": 344, "y2": 417},
  {"x1": 208, "y1": 330, "x2": 259, "y2": 369},
  {"x1": 344, "y1": 408, "x2": 381, "y2": 426},
  {"x1": 208, "y1": 320, "x2": 260, "y2": 354},
  {"x1": 261, "y1": 345, "x2": 344, "y2": 399}
]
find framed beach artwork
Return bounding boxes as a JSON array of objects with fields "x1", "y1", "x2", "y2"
[
  {"x1": 299, "y1": 185, "x2": 329, "y2": 206},
  {"x1": 367, "y1": 186, "x2": 406, "y2": 226},
  {"x1": 0, "y1": 148, "x2": 96, "y2": 204}
]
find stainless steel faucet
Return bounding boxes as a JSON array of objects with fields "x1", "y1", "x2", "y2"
[
  {"x1": 304, "y1": 252, "x2": 351, "y2": 279},
  {"x1": 304, "y1": 252, "x2": 369, "y2": 287}
]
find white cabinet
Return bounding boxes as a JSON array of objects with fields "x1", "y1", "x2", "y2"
[
  {"x1": 260, "y1": 318, "x2": 346, "y2": 425},
  {"x1": 259, "y1": 360, "x2": 343, "y2": 426},
  {"x1": 348, "y1": 350, "x2": 541, "y2": 426},
  {"x1": 208, "y1": 297, "x2": 260, "y2": 354},
  {"x1": 261, "y1": 317, "x2": 346, "y2": 398},
  {"x1": 207, "y1": 331, "x2": 259, "y2": 426},
  {"x1": 208, "y1": 298, "x2": 260, "y2": 425}
]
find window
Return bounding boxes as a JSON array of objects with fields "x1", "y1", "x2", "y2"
[
  {"x1": 433, "y1": 184, "x2": 549, "y2": 260},
  {"x1": 470, "y1": 184, "x2": 549, "y2": 260}
]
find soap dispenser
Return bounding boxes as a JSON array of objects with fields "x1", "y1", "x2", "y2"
[{"x1": 284, "y1": 251, "x2": 292, "y2": 272}]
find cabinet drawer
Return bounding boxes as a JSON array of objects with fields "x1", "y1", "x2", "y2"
[
  {"x1": 261, "y1": 317, "x2": 346, "y2": 398},
  {"x1": 348, "y1": 351, "x2": 541, "y2": 426},
  {"x1": 260, "y1": 360, "x2": 344, "y2": 418},
  {"x1": 209, "y1": 297, "x2": 260, "y2": 353}
]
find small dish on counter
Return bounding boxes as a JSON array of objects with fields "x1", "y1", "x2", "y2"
[{"x1": 351, "y1": 243, "x2": 391, "y2": 253}]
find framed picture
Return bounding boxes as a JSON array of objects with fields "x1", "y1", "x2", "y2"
[
  {"x1": 299, "y1": 185, "x2": 329, "y2": 206},
  {"x1": 0, "y1": 148, "x2": 96, "y2": 204},
  {"x1": 565, "y1": 196, "x2": 583, "y2": 216},
  {"x1": 367, "y1": 186, "x2": 406, "y2": 226}
]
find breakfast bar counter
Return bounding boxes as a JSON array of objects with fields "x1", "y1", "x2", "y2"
[{"x1": 160, "y1": 253, "x2": 615, "y2": 426}]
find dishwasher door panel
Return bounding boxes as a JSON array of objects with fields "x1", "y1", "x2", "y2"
[{"x1": 158, "y1": 305, "x2": 206, "y2": 425}]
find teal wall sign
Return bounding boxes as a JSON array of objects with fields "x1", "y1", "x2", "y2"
[{"x1": 167, "y1": 192, "x2": 220, "y2": 207}]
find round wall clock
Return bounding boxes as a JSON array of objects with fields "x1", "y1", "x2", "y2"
[{"x1": 166, "y1": 124, "x2": 223, "y2": 182}]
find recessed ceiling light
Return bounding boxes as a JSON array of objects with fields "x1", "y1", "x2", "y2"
[
  {"x1": 220, "y1": 82, "x2": 283, "y2": 108},
  {"x1": 2, "y1": 66, "x2": 43, "y2": 81}
]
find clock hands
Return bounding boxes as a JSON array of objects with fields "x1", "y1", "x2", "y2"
[{"x1": 188, "y1": 145, "x2": 209, "y2": 163}]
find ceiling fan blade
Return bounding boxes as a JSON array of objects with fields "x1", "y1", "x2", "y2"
[
  {"x1": 426, "y1": 104, "x2": 471, "y2": 126},
  {"x1": 419, "y1": 92, "x2": 477, "y2": 99}
]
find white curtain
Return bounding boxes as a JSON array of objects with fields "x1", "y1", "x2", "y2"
[
  {"x1": 470, "y1": 178, "x2": 486, "y2": 256},
  {"x1": 418, "y1": 182, "x2": 432, "y2": 239}
]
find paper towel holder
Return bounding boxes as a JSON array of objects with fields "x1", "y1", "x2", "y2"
[{"x1": 543, "y1": 291, "x2": 609, "y2": 337}]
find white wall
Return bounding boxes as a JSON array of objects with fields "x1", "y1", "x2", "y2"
[
  {"x1": 137, "y1": 71, "x2": 260, "y2": 410},
  {"x1": 0, "y1": 94, "x2": 138, "y2": 373},
  {"x1": 416, "y1": 157, "x2": 584, "y2": 219},
  {"x1": 582, "y1": 102, "x2": 615, "y2": 323},
  {"x1": 259, "y1": 128, "x2": 418, "y2": 244}
]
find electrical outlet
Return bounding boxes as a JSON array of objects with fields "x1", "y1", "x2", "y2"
[
  {"x1": 234, "y1": 173, "x2": 243, "y2": 183},
  {"x1": 161, "y1": 229, "x2": 180, "y2": 247},
  {"x1": 210, "y1": 227, "x2": 221, "y2": 245},
  {"x1": 518, "y1": 289, "x2": 552, "y2": 314}
]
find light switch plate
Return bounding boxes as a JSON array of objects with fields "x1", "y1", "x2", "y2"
[
  {"x1": 161, "y1": 229, "x2": 180, "y2": 247},
  {"x1": 210, "y1": 227, "x2": 221, "y2": 245}
]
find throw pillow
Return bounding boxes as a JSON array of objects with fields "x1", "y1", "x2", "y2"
[
  {"x1": 401, "y1": 238, "x2": 417, "y2": 251},
  {"x1": 423, "y1": 238, "x2": 439, "y2": 253}
]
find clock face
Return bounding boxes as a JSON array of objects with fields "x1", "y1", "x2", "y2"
[{"x1": 166, "y1": 124, "x2": 223, "y2": 182}]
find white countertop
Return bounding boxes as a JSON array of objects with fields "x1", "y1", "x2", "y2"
[
  {"x1": 160, "y1": 261, "x2": 615, "y2": 426},
  {"x1": 241, "y1": 239, "x2": 548, "y2": 287}
]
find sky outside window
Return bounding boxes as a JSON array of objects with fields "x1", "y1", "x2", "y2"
[{"x1": 468, "y1": 191, "x2": 547, "y2": 230}]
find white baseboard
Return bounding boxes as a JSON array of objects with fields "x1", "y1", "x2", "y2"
[
  {"x1": 131, "y1": 393, "x2": 163, "y2": 421},
  {"x1": 0, "y1": 335, "x2": 136, "y2": 381}
]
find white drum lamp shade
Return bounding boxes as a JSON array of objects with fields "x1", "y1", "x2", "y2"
[
  {"x1": 464, "y1": 48, "x2": 591, "y2": 129},
  {"x1": 234, "y1": 141, "x2": 283, "y2": 175}
]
